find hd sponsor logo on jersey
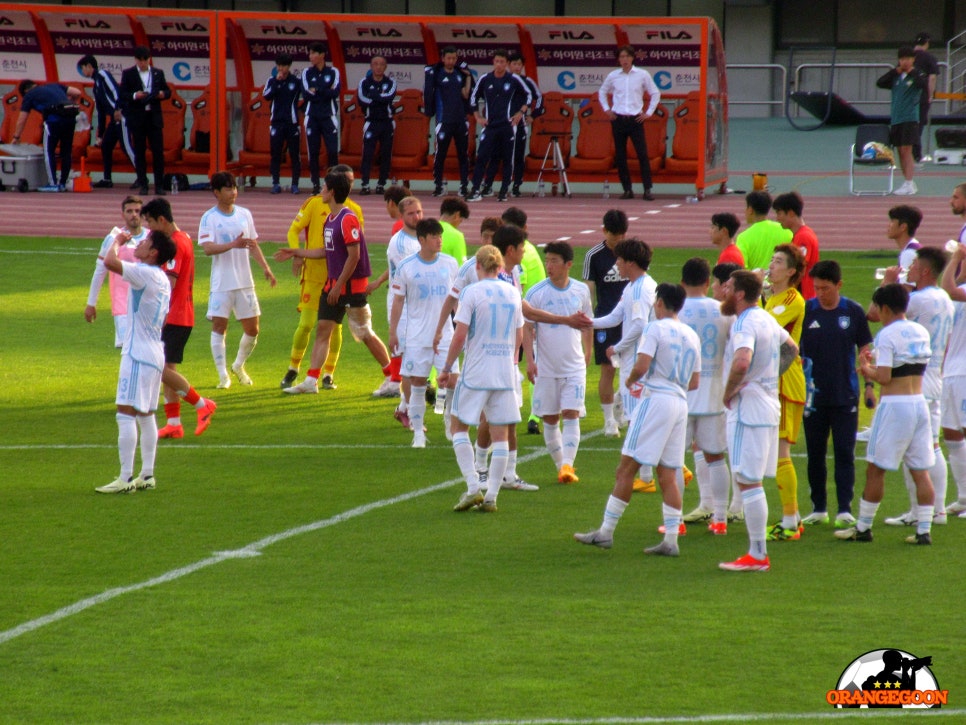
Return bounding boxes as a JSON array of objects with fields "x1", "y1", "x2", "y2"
[{"x1": 827, "y1": 649, "x2": 947, "y2": 708}]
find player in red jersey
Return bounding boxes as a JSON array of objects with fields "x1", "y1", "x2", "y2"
[{"x1": 140, "y1": 198, "x2": 217, "y2": 437}]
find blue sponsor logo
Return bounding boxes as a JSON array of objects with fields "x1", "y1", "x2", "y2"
[
  {"x1": 558, "y1": 70, "x2": 575, "y2": 90},
  {"x1": 173, "y1": 62, "x2": 192, "y2": 82},
  {"x1": 654, "y1": 70, "x2": 672, "y2": 90}
]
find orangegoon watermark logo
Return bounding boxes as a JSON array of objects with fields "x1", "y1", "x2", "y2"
[{"x1": 828, "y1": 649, "x2": 948, "y2": 708}]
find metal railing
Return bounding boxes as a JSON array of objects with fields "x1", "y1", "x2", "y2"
[{"x1": 725, "y1": 63, "x2": 787, "y2": 108}]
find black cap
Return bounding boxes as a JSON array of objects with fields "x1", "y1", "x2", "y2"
[{"x1": 915, "y1": 32, "x2": 931, "y2": 45}]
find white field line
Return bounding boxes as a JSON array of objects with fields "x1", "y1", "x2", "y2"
[
  {"x1": 309, "y1": 711, "x2": 966, "y2": 725},
  {"x1": 0, "y1": 431, "x2": 599, "y2": 646}
]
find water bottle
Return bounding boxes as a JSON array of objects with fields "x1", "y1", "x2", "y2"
[
  {"x1": 802, "y1": 357, "x2": 816, "y2": 417},
  {"x1": 443, "y1": 179, "x2": 449, "y2": 195},
  {"x1": 946, "y1": 239, "x2": 961, "y2": 254},
  {"x1": 537, "y1": 179, "x2": 545, "y2": 198},
  {"x1": 434, "y1": 388, "x2": 447, "y2": 415},
  {"x1": 874, "y1": 268, "x2": 887, "y2": 280},
  {"x1": 685, "y1": 195, "x2": 699, "y2": 204},
  {"x1": 171, "y1": 178, "x2": 179, "y2": 196},
  {"x1": 602, "y1": 179, "x2": 610, "y2": 199}
]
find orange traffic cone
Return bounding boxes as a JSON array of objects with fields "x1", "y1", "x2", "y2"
[{"x1": 73, "y1": 157, "x2": 92, "y2": 192}]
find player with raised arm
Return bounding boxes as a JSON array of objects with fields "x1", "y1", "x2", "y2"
[
  {"x1": 276, "y1": 170, "x2": 392, "y2": 395},
  {"x1": 95, "y1": 230, "x2": 176, "y2": 494}
]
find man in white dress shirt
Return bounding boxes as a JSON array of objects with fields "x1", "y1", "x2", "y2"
[{"x1": 598, "y1": 45, "x2": 661, "y2": 201}]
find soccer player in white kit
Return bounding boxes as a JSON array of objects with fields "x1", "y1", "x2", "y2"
[
  {"x1": 574, "y1": 283, "x2": 700, "y2": 555},
  {"x1": 523, "y1": 241, "x2": 593, "y2": 484},
  {"x1": 95, "y1": 230, "x2": 177, "y2": 494},
  {"x1": 84, "y1": 196, "x2": 149, "y2": 348},
  {"x1": 938, "y1": 185, "x2": 966, "y2": 517},
  {"x1": 678, "y1": 258, "x2": 734, "y2": 533},
  {"x1": 719, "y1": 270, "x2": 798, "y2": 572},
  {"x1": 198, "y1": 171, "x2": 277, "y2": 388},
  {"x1": 441, "y1": 245, "x2": 524, "y2": 513},
  {"x1": 591, "y1": 239, "x2": 657, "y2": 422},
  {"x1": 873, "y1": 248, "x2": 952, "y2": 527},
  {"x1": 389, "y1": 218, "x2": 459, "y2": 448},
  {"x1": 836, "y1": 283, "x2": 935, "y2": 545},
  {"x1": 383, "y1": 197, "x2": 423, "y2": 418}
]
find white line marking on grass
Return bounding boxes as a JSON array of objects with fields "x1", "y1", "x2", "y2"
[
  {"x1": 0, "y1": 431, "x2": 600, "y2": 646},
  {"x1": 645, "y1": 210, "x2": 661, "y2": 215},
  {"x1": 0, "y1": 249, "x2": 93, "y2": 256},
  {"x1": 555, "y1": 236, "x2": 572, "y2": 241},
  {"x1": 580, "y1": 229, "x2": 596, "y2": 234},
  {"x1": 316, "y1": 711, "x2": 966, "y2": 725}
]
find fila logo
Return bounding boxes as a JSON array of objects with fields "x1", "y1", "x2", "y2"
[
  {"x1": 0, "y1": 16, "x2": 14, "y2": 26},
  {"x1": 356, "y1": 28, "x2": 401, "y2": 37},
  {"x1": 644, "y1": 30, "x2": 693, "y2": 40},
  {"x1": 548, "y1": 30, "x2": 594, "y2": 40},
  {"x1": 65, "y1": 18, "x2": 111, "y2": 28},
  {"x1": 451, "y1": 29, "x2": 497, "y2": 38},
  {"x1": 260, "y1": 25, "x2": 307, "y2": 35},
  {"x1": 161, "y1": 22, "x2": 207, "y2": 32}
]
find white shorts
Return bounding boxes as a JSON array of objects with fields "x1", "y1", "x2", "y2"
[
  {"x1": 940, "y1": 376, "x2": 966, "y2": 432},
  {"x1": 402, "y1": 345, "x2": 457, "y2": 380},
  {"x1": 532, "y1": 374, "x2": 587, "y2": 417},
  {"x1": 867, "y1": 394, "x2": 935, "y2": 471},
  {"x1": 451, "y1": 382, "x2": 521, "y2": 427},
  {"x1": 621, "y1": 393, "x2": 688, "y2": 468},
  {"x1": 727, "y1": 413, "x2": 778, "y2": 483},
  {"x1": 687, "y1": 413, "x2": 727, "y2": 455},
  {"x1": 207, "y1": 288, "x2": 261, "y2": 321},
  {"x1": 113, "y1": 313, "x2": 128, "y2": 349},
  {"x1": 116, "y1": 356, "x2": 162, "y2": 414}
]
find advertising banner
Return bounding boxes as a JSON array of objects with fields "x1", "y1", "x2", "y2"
[
  {"x1": 528, "y1": 24, "x2": 619, "y2": 95},
  {"x1": 40, "y1": 11, "x2": 135, "y2": 83},
  {"x1": 621, "y1": 23, "x2": 703, "y2": 95},
  {"x1": 233, "y1": 17, "x2": 327, "y2": 90},
  {"x1": 331, "y1": 20, "x2": 426, "y2": 93}
]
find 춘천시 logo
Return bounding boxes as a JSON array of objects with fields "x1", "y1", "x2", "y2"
[{"x1": 827, "y1": 649, "x2": 947, "y2": 708}]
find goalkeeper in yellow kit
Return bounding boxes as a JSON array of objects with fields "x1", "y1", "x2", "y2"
[{"x1": 280, "y1": 173, "x2": 365, "y2": 389}]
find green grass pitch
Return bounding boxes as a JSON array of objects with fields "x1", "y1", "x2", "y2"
[{"x1": 1, "y1": 235, "x2": 964, "y2": 724}]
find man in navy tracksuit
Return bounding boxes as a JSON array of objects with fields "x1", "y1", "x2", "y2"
[
  {"x1": 302, "y1": 41, "x2": 341, "y2": 195},
  {"x1": 423, "y1": 46, "x2": 474, "y2": 197},
  {"x1": 78, "y1": 54, "x2": 131, "y2": 189},
  {"x1": 11, "y1": 79, "x2": 82, "y2": 192},
  {"x1": 263, "y1": 53, "x2": 302, "y2": 195},
  {"x1": 466, "y1": 49, "x2": 531, "y2": 203},
  {"x1": 357, "y1": 56, "x2": 396, "y2": 196},
  {"x1": 504, "y1": 52, "x2": 543, "y2": 198}
]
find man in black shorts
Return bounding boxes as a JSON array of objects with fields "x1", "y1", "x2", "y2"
[
  {"x1": 581, "y1": 209, "x2": 629, "y2": 436},
  {"x1": 276, "y1": 171, "x2": 393, "y2": 395}
]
